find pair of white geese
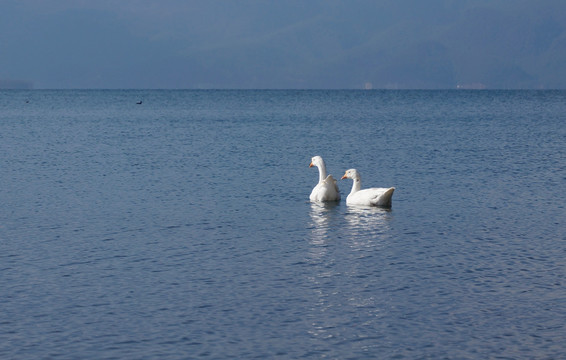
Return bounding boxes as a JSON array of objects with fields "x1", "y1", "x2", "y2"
[{"x1": 309, "y1": 155, "x2": 395, "y2": 207}]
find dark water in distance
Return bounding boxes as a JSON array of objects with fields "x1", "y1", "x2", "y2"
[{"x1": 1, "y1": 90, "x2": 565, "y2": 359}]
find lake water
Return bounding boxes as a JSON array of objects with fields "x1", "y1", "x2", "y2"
[{"x1": 1, "y1": 90, "x2": 565, "y2": 359}]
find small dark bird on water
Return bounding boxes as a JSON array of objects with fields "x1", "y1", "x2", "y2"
[{"x1": 136, "y1": 100, "x2": 143, "y2": 105}]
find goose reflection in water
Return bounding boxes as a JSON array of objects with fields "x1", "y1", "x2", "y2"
[
  {"x1": 306, "y1": 202, "x2": 341, "y2": 339},
  {"x1": 345, "y1": 206, "x2": 392, "y2": 232},
  {"x1": 308, "y1": 203, "x2": 392, "y2": 256},
  {"x1": 307, "y1": 202, "x2": 339, "y2": 261},
  {"x1": 344, "y1": 206, "x2": 392, "y2": 253},
  {"x1": 306, "y1": 203, "x2": 389, "y2": 341}
]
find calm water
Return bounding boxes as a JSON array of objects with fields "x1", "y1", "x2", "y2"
[{"x1": 1, "y1": 90, "x2": 565, "y2": 359}]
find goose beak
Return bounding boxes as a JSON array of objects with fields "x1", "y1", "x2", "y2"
[
  {"x1": 341, "y1": 173, "x2": 348, "y2": 180},
  {"x1": 309, "y1": 162, "x2": 314, "y2": 168}
]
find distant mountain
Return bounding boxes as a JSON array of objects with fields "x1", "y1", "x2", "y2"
[
  {"x1": 1, "y1": 0, "x2": 565, "y2": 88},
  {"x1": 0, "y1": 79, "x2": 33, "y2": 89}
]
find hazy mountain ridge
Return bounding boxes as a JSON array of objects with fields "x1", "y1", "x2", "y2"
[{"x1": 2, "y1": 0, "x2": 565, "y2": 88}]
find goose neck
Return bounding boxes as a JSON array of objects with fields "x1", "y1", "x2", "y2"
[
  {"x1": 317, "y1": 163, "x2": 327, "y2": 183},
  {"x1": 350, "y1": 178, "x2": 362, "y2": 194}
]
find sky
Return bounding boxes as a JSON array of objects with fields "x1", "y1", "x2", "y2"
[{"x1": 1, "y1": 0, "x2": 566, "y2": 89}]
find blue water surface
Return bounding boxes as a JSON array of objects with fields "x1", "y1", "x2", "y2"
[{"x1": 1, "y1": 90, "x2": 565, "y2": 359}]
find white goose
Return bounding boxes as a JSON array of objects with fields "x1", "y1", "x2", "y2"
[
  {"x1": 341, "y1": 169, "x2": 394, "y2": 207},
  {"x1": 309, "y1": 156, "x2": 341, "y2": 202}
]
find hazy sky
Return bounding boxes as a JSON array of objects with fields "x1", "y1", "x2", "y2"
[{"x1": 2, "y1": 0, "x2": 565, "y2": 89}]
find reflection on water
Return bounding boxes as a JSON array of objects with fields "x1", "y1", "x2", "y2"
[
  {"x1": 345, "y1": 205, "x2": 392, "y2": 229},
  {"x1": 308, "y1": 202, "x2": 339, "y2": 236},
  {"x1": 306, "y1": 203, "x2": 392, "y2": 342},
  {"x1": 345, "y1": 206, "x2": 392, "y2": 250},
  {"x1": 307, "y1": 202, "x2": 339, "y2": 260},
  {"x1": 307, "y1": 202, "x2": 393, "y2": 261},
  {"x1": 307, "y1": 202, "x2": 340, "y2": 340}
]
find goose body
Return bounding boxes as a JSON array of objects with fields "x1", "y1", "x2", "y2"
[
  {"x1": 309, "y1": 156, "x2": 340, "y2": 202},
  {"x1": 341, "y1": 169, "x2": 394, "y2": 207}
]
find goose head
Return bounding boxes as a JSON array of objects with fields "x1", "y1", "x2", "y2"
[
  {"x1": 309, "y1": 155, "x2": 324, "y2": 168},
  {"x1": 341, "y1": 169, "x2": 360, "y2": 180}
]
